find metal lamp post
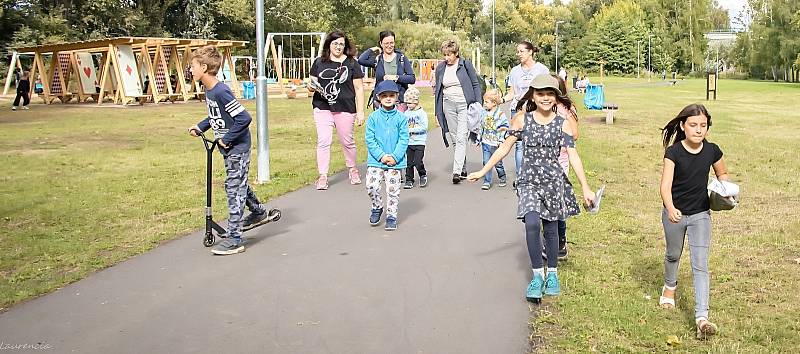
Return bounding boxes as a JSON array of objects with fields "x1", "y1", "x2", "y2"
[
  {"x1": 647, "y1": 34, "x2": 654, "y2": 82},
  {"x1": 491, "y1": 0, "x2": 496, "y2": 87},
  {"x1": 555, "y1": 20, "x2": 565, "y2": 72},
  {"x1": 255, "y1": 0, "x2": 270, "y2": 183}
]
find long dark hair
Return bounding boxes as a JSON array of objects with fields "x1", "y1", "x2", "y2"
[
  {"x1": 518, "y1": 41, "x2": 540, "y2": 54},
  {"x1": 321, "y1": 30, "x2": 356, "y2": 62},
  {"x1": 514, "y1": 75, "x2": 571, "y2": 114},
  {"x1": 661, "y1": 104, "x2": 712, "y2": 148},
  {"x1": 553, "y1": 75, "x2": 574, "y2": 115},
  {"x1": 379, "y1": 30, "x2": 395, "y2": 45}
]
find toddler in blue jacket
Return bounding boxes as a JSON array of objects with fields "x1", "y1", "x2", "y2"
[{"x1": 365, "y1": 81, "x2": 409, "y2": 231}]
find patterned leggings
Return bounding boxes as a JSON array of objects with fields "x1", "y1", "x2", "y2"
[
  {"x1": 224, "y1": 150, "x2": 265, "y2": 240},
  {"x1": 366, "y1": 167, "x2": 402, "y2": 218}
]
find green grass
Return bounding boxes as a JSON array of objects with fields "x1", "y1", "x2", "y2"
[
  {"x1": 2, "y1": 79, "x2": 799, "y2": 352},
  {"x1": 529, "y1": 78, "x2": 800, "y2": 352}
]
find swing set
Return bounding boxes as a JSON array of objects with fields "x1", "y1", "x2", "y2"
[{"x1": 264, "y1": 32, "x2": 325, "y2": 96}]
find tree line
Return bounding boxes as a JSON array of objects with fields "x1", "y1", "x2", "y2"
[{"x1": 1, "y1": 0, "x2": 797, "y2": 81}]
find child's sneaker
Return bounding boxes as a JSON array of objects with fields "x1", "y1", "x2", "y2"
[
  {"x1": 242, "y1": 211, "x2": 268, "y2": 231},
  {"x1": 22, "y1": 106, "x2": 29, "y2": 110},
  {"x1": 526, "y1": 273, "x2": 545, "y2": 302},
  {"x1": 419, "y1": 175, "x2": 428, "y2": 188},
  {"x1": 403, "y1": 180, "x2": 414, "y2": 189},
  {"x1": 11, "y1": 106, "x2": 17, "y2": 111},
  {"x1": 348, "y1": 168, "x2": 361, "y2": 185},
  {"x1": 211, "y1": 239, "x2": 245, "y2": 255},
  {"x1": 558, "y1": 240, "x2": 568, "y2": 260},
  {"x1": 481, "y1": 183, "x2": 491, "y2": 190},
  {"x1": 452, "y1": 174, "x2": 461, "y2": 184},
  {"x1": 315, "y1": 175, "x2": 328, "y2": 190},
  {"x1": 498, "y1": 176, "x2": 507, "y2": 187},
  {"x1": 544, "y1": 272, "x2": 561, "y2": 296},
  {"x1": 385, "y1": 216, "x2": 398, "y2": 231},
  {"x1": 369, "y1": 208, "x2": 383, "y2": 226}
]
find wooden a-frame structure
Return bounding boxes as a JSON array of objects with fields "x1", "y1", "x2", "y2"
[{"x1": 5, "y1": 37, "x2": 247, "y2": 105}]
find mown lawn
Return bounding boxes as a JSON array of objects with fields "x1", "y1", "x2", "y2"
[
  {"x1": 2, "y1": 78, "x2": 799, "y2": 352},
  {"x1": 529, "y1": 77, "x2": 800, "y2": 352}
]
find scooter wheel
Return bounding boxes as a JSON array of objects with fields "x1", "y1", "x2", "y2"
[
  {"x1": 203, "y1": 234, "x2": 214, "y2": 247},
  {"x1": 268, "y1": 209, "x2": 281, "y2": 222}
]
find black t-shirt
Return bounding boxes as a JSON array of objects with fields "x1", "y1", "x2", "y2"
[
  {"x1": 664, "y1": 141, "x2": 723, "y2": 215},
  {"x1": 310, "y1": 57, "x2": 364, "y2": 113}
]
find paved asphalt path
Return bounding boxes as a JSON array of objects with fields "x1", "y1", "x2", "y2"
[{"x1": 0, "y1": 128, "x2": 535, "y2": 354}]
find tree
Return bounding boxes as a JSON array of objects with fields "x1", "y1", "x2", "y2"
[{"x1": 579, "y1": 0, "x2": 646, "y2": 74}]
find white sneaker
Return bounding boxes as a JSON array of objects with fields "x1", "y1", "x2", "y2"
[
  {"x1": 22, "y1": 106, "x2": 29, "y2": 110},
  {"x1": 11, "y1": 106, "x2": 16, "y2": 111}
]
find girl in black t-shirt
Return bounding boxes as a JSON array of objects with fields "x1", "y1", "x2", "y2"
[
  {"x1": 658, "y1": 104, "x2": 731, "y2": 340},
  {"x1": 308, "y1": 30, "x2": 365, "y2": 190}
]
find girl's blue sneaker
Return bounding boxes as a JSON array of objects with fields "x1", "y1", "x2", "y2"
[
  {"x1": 544, "y1": 272, "x2": 561, "y2": 296},
  {"x1": 369, "y1": 208, "x2": 383, "y2": 226},
  {"x1": 526, "y1": 273, "x2": 544, "y2": 302}
]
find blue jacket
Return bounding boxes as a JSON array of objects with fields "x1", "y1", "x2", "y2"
[
  {"x1": 358, "y1": 49, "x2": 416, "y2": 102},
  {"x1": 365, "y1": 107, "x2": 409, "y2": 169},
  {"x1": 405, "y1": 108, "x2": 428, "y2": 146},
  {"x1": 434, "y1": 58, "x2": 483, "y2": 146}
]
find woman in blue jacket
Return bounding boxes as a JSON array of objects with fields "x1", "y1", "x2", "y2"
[
  {"x1": 358, "y1": 30, "x2": 416, "y2": 112},
  {"x1": 434, "y1": 39, "x2": 483, "y2": 184}
]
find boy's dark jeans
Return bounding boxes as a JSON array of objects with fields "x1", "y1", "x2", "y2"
[
  {"x1": 224, "y1": 150, "x2": 263, "y2": 241},
  {"x1": 405, "y1": 145, "x2": 426, "y2": 181}
]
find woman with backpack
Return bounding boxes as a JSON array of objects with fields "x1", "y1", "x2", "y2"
[{"x1": 358, "y1": 30, "x2": 416, "y2": 112}]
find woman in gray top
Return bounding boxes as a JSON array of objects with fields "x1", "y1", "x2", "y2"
[
  {"x1": 503, "y1": 41, "x2": 549, "y2": 181},
  {"x1": 434, "y1": 39, "x2": 483, "y2": 184}
]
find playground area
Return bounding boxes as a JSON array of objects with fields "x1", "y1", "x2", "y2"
[{"x1": 1, "y1": 77, "x2": 799, "y2": 352}]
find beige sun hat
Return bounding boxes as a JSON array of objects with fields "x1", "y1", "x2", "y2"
[
  {"x1": 529, "y1": 74, "x2": 562, "y2": 96},
  {"x1": 404, "y1": 86, "x2": 420, "y2": 103}
]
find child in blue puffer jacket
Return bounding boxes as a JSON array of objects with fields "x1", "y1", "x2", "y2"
[{"x1": 365, "y1": 81, "x2": 409, "y2": 231}]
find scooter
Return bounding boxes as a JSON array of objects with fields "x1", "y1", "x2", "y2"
[{"x1": 197, "y1": 132, "x2": 281, "y2": 247}]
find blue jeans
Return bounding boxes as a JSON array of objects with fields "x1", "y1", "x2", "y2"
[{"x1": 481, "y1": 143, "x2": 506, "y2": 184}]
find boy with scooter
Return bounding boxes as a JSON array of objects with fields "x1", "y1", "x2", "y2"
[{"x1": 188, "y1": 45, "x2": 274, "y2": 255}]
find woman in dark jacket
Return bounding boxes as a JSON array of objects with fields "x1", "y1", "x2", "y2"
[
  {"x1": 434, "y1": 39, "x2": 482, "y2": 184},
  {"x1": 358, "y1": 30, "x2": 416, "y2": 112}
]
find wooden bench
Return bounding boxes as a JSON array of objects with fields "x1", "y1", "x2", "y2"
[{"x1": 602, "y1": 103, "x2": 619, "y2": 124}]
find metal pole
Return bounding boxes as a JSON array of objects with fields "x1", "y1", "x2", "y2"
[
  {"x1": 491, "y1": 0, "x2": 496, "y2": 87},
  {"x1": 255, "y1": 0, "x2": 270, "y2": 183},
  {"x1": 637, "y1": 41, "x2": 640, "y2": 78},
  {"x1": 555, "y1": 21, "x2": 565, "y2": 74},
  {"x1": 555, "y1": 22, "x2": 559, "y2": 72},
  {"x1": 647, "y1": 34, "x2": 653, "y2": 82}
]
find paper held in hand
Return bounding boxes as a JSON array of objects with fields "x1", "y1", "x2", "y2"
[
  {"x1": 707, "y1": 179, "x2": 740, "y2": 211},
  {"x1": 587, "y1": 185, "x2": 605, "y2": 214}
]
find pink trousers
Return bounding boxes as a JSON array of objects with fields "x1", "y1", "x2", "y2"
[{"x1": 313, "y1": 108, "x2": 357, "y2": 175}]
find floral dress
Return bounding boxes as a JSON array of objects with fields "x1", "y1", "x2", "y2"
[{"x1": 515, "y1": 112, "x2": 580, "y2": 221}]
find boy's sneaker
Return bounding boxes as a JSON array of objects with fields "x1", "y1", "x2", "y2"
[
  {"x1": 315, "y1": 175, "x2": 328, "y2": 190},
  {"x1": 22, "y1": 106, "x2": 29, "y2": 110},
  {"x1": 481, "y1": 183, "x2": 491, "y2": 190},
  {"x1": 544, "y1": 272, "x2": 561, "y2": 296},
  {"x1": 498, "y1": 176, "x2": 507, "y2": 187},
  {"x1": 403, "y1": 180, "x2": 414, "y2": 189},
  {"x1": 348, "y1": 168, "x2": 361, "y2": 185},
  {"x1": 369, "y1": 208, "x2": 383, "y2": 226},
  {"x1": 452, "y1": 174, "x2": 461, "y2": 184},
  {"x1": 385, "y1": 216, "x2": 398, "y2": 231},
  {"x1": 419, "y1": 175, "x2": 428, "y2": 188},
  {"x1": 11, "y1": 106, "x2": 17, "y2": 111},
  {"x1": 526, "y1": 273, "x2": 545, "y2": 301},
  {"x1": 242, "y1": 211, "x2": 268, "y2": 231},
  {"x1": 211, "y1": 239, "x2": 245, "y2": 255}
]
